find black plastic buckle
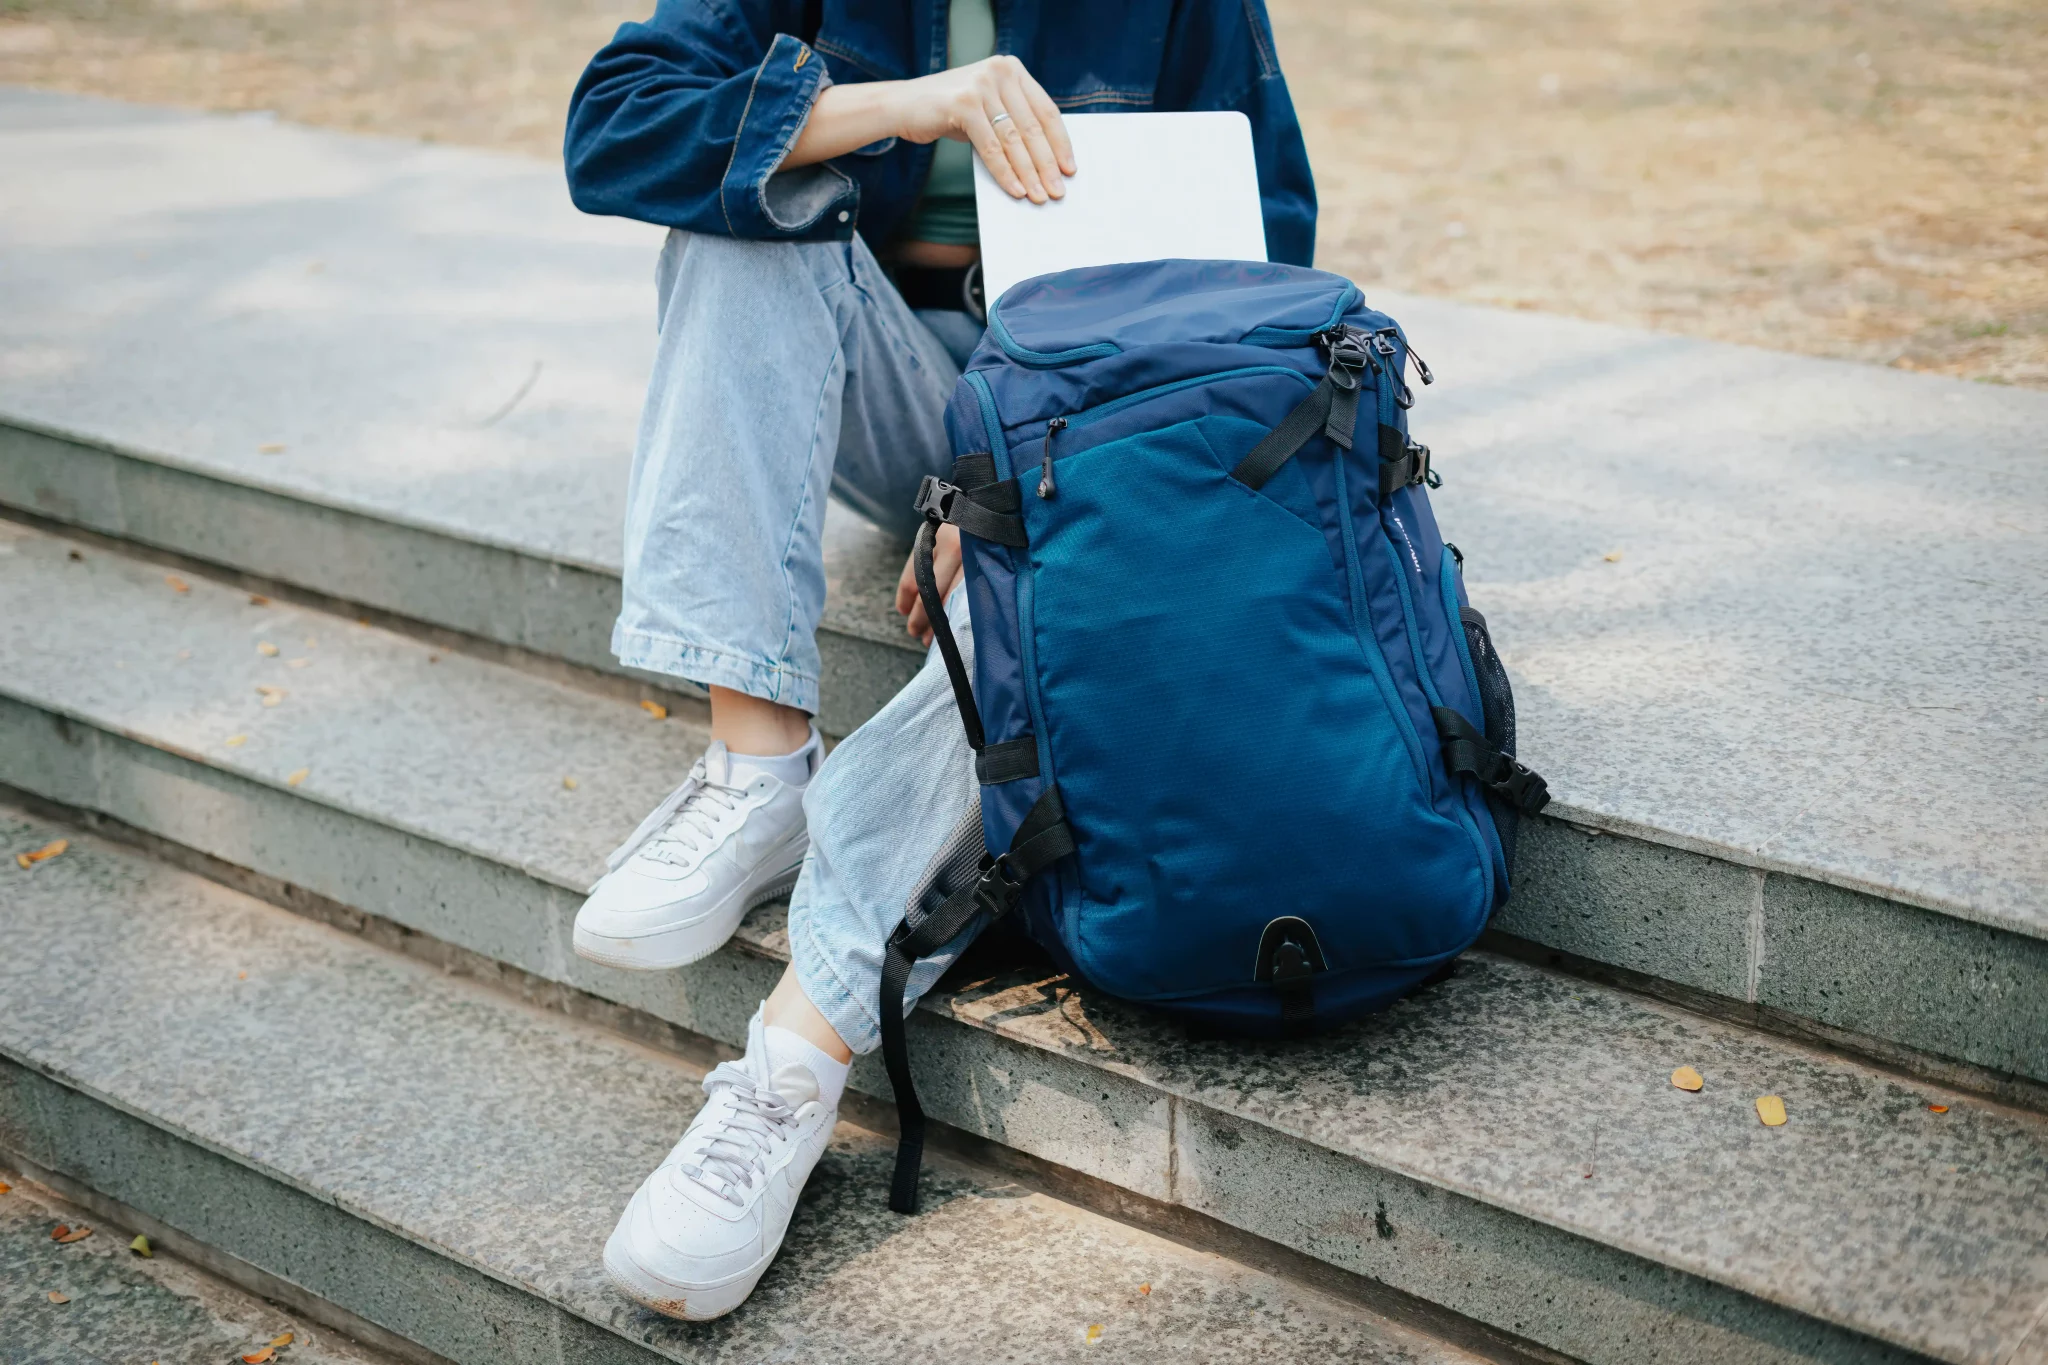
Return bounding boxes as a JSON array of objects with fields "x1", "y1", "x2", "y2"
[
  {"x1": 1412, "y1": 442, "x2": 1441, "y2": 489},
  {"x1": 972, "y1": 852, "x2": 1026, "y2": 918},
  {"x1": 913, "y1": 475, "x2": 960, "y2": 524},
  {"x1": 1497, "y1": 761, "x2": 1550, "y2": 812},
  {"x1": 1317, "y1": 326, "x2": 1373, "y2": 391}
]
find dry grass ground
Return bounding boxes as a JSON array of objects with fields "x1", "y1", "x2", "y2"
[{"x1": 2, "y1": 0, "x2": 2042, "y2": 385}]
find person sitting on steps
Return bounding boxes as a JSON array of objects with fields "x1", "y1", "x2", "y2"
[{"x1": 562, "y1": 0, "x2": 1316, "y2": 1321}]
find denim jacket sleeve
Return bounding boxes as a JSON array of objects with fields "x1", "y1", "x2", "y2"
[
  {"x1": 564, "y1": 0, "x2": 857, "y2": 238},
  {"x1": 1157, "y1": 0, "x2": 1318, "y2": 267}
]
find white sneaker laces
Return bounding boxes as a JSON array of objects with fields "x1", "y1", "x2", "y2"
[
  {"x1": 603, "y1": 748, "x2": 751, "y2": 876},
  {"x1": 677, "y1": 1062, "x2": 799, "y2": 1204}
]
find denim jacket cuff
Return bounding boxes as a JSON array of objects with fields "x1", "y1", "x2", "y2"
[{"x1": 722, "y1": 32, "x2": 858, "y2": 237}]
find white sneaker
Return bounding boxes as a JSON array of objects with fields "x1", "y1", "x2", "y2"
[
  {"x1": 604, "y1": 1014, "x2": 842, "y2": 1321},
  {"x1": 574, "y1": 734, "x2": 817, "y2": 971}
]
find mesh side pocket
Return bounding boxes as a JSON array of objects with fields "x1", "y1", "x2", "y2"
[{"x1": 1459, "y1": 605, "x2": 1523, "y2": 869}]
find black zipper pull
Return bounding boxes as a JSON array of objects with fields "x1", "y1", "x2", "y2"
[
  {"x1": 1038, "y1": 417, "x2": 1067, "y2": 498},
  {"x1": 1373, "y1": 327, "x2": 1433, "y2": 387},
  {"x1": 1407, "y1": 341, "x2": 1434, "y2": 387}
]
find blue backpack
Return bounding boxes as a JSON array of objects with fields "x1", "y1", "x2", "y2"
[{"x1": 880, "y1": 260, "x2": 1549, "y2": 1212}]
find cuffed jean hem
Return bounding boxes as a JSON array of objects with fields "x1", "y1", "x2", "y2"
[
  {"x1": 611, "y1": 624, "x2": 821, "y2": 715},
  {"x1": 790, "y1": 890, "x2": 884, "y2": 1055}
]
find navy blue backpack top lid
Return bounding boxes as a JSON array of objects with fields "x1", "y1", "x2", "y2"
[{"x1": 880, "y1": 259, "x2": 1549, "y2": 1213}]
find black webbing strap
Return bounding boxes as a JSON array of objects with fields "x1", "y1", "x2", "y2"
[
  {"x1": 1432, "y1": 706, "x2": 1551, "y2": 813},
  {"x1": 1229, "y1": 336, "x2": 1369, "y2": 491},
  {"x1": 914, "y1": 474, "x2": 1026, "y2": 547},
  {"x1": 1376, "y1": 424, "x2": 1437, "y2": 498},
  {"x1": 911, "y1": 519, "x2": 986, "y2": 750},
  {"x1": 975, "y1": 736, "x2": 1039, "y2": 784},
  {"x1": 881, "y1": 788, "x2": 1074, "y2": 1212},
  {"x1": 1230, "y1": 377, "x2": 1359, "y2": 491}
]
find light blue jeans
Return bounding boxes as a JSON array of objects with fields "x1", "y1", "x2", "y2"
[
  {"x1": 618, "y1": 230, "x2": 989, "y2": 1055},
  {"x1": 615, "y1": 229, "x2": 983, "y2": 714}
]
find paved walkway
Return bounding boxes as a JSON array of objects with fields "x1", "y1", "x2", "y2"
[{"x1": 2, "y1": 86, "x2": 2043, "y2": 941}]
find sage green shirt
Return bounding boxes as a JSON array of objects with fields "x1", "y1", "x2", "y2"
[{"x1": 902, "y1": 0, "x2": 996, "y2": 245}]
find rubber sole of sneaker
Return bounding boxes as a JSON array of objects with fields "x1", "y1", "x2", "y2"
[
  {"x1": 600, "y1": 1219, "x2": 777, "y2": 1322},
  {"x1": 571, "y1": 837, "x2": 808, "y2": 972}
]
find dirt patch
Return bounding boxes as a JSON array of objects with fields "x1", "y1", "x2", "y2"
[{"x1": 2, "y1": 0, "x2": 2041, "y2": 386}]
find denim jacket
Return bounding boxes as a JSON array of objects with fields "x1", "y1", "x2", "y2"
[{"x1": 564, "y1": 0, "x2": 1316, "y2": 265}]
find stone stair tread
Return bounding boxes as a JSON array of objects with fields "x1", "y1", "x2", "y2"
[
  {"x1": 3, "y1": 519, "x2": 2044, "y2": 1363},
  {"x1": 4, "y1": 89, "x2": 2045, "y2": 944},
  {"x1": 0, "y1": 811, "x2": 1485, "y2": 1365}
]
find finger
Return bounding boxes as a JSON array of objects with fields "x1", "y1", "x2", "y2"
[
  {"x1": 907, "y1": 596, "x2": 931, "y2": 644},
  {"x1": 961, "y1": 103, "x2": 1029, "y2": 199},
  {"x1": 980, "y1": 80, "x2": 1047, "y2": 203},
  {"x1": 895, "y1": 552, "x2": 919, "y2": 620},
  {"x1": 996, "y1": 71, "x2": 1064, "y2": 197},
  {"x1": 1016, "y1": 70, "x2": 1075, "y2": 178}
]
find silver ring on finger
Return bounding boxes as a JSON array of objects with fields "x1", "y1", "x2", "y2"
[{"x1": 990, "y1": 112, "x2": 1013, "y2": 127}]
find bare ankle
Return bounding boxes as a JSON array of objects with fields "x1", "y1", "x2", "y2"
[
  {"x1": 708, "y1": 686, "x2": 814, "y2": 756},
  {"x1": 762, "y1": 966, "x2": 854, "y2": 1064}
]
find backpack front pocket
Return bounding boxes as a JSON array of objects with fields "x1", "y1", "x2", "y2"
[{"x1": 1020, "y1": 412, "x2": 1493, "y2": 1002}]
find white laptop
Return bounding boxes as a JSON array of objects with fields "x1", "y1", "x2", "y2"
[{"x1": 971, "y1": 111, "x2": 1268, "y2": 304}]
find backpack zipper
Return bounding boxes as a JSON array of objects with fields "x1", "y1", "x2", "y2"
[{"x1": 1037, "y1": 417, "x2": 1067, "y2": 498}]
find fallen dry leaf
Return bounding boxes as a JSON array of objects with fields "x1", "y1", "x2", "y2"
[
  {"x1": 286, "y1": 658, "x2": 310, "y2": 669},
  {"x1": 640, "y1": 700, "x2": 668, "y2": 720},
  {"x1": 1928, "y1": 1104, "x2": 1950, "y2": 1114},
  {"x1": 1602, "y1": 550, "x2": 1624, "y2": 563},
  {"x1": 269, "y1": 1332, "x2": 295, "y2": 1347},
  {"x1": 67, "y1": 548, "x2": 83, "y2": 561},
  {"x1": 1670, "y1": 1066, "x2": 1704, "y2": 1092},
  {"x1": 165, "y1": 575, "x2": 190, "y2": 593},
  {"x1": 257, "y1": 641, "x2": 280, "y2": 657},
  {"x1": 241, "y1": 1348, "x2": 276, "y2": 1364},
  {"x1": 225, "y1": 735, "x2": 248, "y2": 748},
  {"x1": 237, "y1": 971, "x2": 248, "y2": 980},
  {"x1": 1755, "y1": 1095, "x2": 1788, "y2": 1127},
  {"x1": 46, "y1": 1291, "x2": 69, "y2": 1304},
  {"x1": 256, "y1": 685, "x2": 286, "y2": 706},
  {"x1": 15, "y1": 839, "x2": 69, "y2": 870},
  {"x1": 249, "y1": 594, "x2": 271, "y2": 606},
  {"x1": 562, "y1": 776, "x2": 579, "y2": 791},
  {"x1": 1137, "y1": 1283, "x2": 1150, "y2": 1296},
  {"x1": 130, "y1": 1233, "x2": 153, "y2": 1257},
  {"x1": 1084, "y1": 1325, "x2": 1104, "y2": 1345},
  {"x1": 285, "y1": 768, "x2": 310, "y2": 787},
  {"x1": 54, "y1": 1225, "x2": 92, "y2": 1244},
  {"x1": 0, "y1": 1179, "x2": 11, "y2": 1193},
  {"x1": 48, "y1": 1224, "x2": 69, "y2": 1240},
  {"x1": 258, "y1": 443, "x2": 286, "y2": 455}
]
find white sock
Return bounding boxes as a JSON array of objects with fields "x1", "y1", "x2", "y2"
[
  {"x1": 755, "y1": 1014, "x2": 849, "y2": 1112},
  {"x1": 729, "y1": 725, "x2": 821, "y2": 790}
]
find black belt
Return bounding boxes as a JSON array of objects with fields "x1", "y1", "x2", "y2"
[{"x1": 889, "y1": 260, "x2": 986, "y2": 323}]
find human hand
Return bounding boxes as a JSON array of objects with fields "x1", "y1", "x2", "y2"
[
  {"x1": 895, "y1": 523, "x2": 963, "y2": 647},
  {"x1": 889, "y1": 55, "x2": 1075, "y2": 204}
]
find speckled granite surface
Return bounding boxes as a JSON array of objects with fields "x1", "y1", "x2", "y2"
[
  {"x1": 0, "y1": 1175, "x2": 399, "y2": 1365},
  {"x1": 0, "y1": 815, "x2": 1482, "y2": 1365},
  {"x1": 3, "y1": 88, "x2": 2042, "y2": 941},
  {"x1": 0, "y1": 518, "x2": 699, "y2": 896}
]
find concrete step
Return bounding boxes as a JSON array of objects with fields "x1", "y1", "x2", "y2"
[
  {"x1": 0, "y1": 812, "x2": 1502, "y2": 1365},
  {"x1": 4, "y1": 421, "x2": 2042, "y2": 1109},
  {"x1": 3, "y1": 521, "x2": 2045, "y2": 1365},
  {"x1": 5, "y1": 90, "x2": 2045, "y2": 1093},
  {"x1": 1, "y1": 1171, "x2": 409, "y2": 1365}
]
